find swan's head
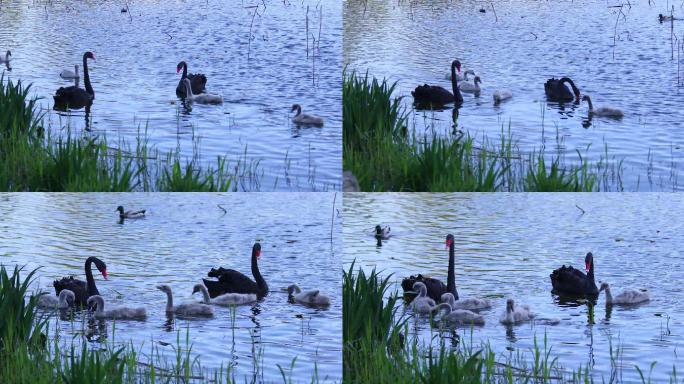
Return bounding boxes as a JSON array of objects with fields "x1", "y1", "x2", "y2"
[
  {"x1": 287, "y1": 284, "x2": 301, "y2": 295},
  {"x1": 581, "y1": 95, "x2": 590, "y2": 102},
  {"x1": 599, "y1": 282, "x2": 609, "y2": 292},
  {"x1": 157, "y1": 284, "x2": 172, "y2": 294},
  {"x1": 375, "y1": 225, "x2": 382, "y2": 234},
  {"x1": 451, "y1": 60, "x2": 461, "y2": 73},
  {"x1": 445, "y1": 234, "x2": 454, "y2": 249},
  {"x1": 290, "y1": 104, "x2": 302, "y2": 115},
  {"x1": 91, "y1": 257, "x2": 108, "y2": 280},
  {"x1": 116, "y1": 205, "x2": 124, "y2": 213},
  {"x1": 506, "y1": 298, "x2": 514, "y2": 312},
  {"x1": 412, "y1": 281, "x2": 427, "y2": 294},
  {"x1": 252, "y1": 242, "x2": 262, "y2": 258},
  {"x1": 440, "y1": 292, "x2": 455, "y2": 305},
  {"x1": 474, "y1": 76, "x2": 482, "y2": 85},
  {"x1": 5, "y1": 50, "x2": 11, "y2": 58},
  {"x1": 84, "y1": 51, "x2": 95, "y2": 61},
  {"x1": 176, "y1": 61, "x2": 187, "y2": 74},
  {"x1": 584, "y1": 252, "x2": 594, "y2": 273},
  {"x1": 192, "y1": 284, "x2": 205, "y2": 295},
  {"x1": 86, "y1": 295, "x2": 104, "y2": 310}
]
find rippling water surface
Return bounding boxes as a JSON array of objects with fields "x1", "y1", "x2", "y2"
[
  {"x1": 344, "y1": 0, "x2": 684, "y2": 191},
  {"x1": 0, "y1": 0, "x2": 341, "y2": 191},
  {"x1": 343, "y1": 193, "x2": 684, "y2": 381},
  {"x1": 0, "y1": 193, "x2": 342, "y2": 382}
]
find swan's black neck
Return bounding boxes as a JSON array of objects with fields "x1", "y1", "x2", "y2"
[
  {"x1": 450, "y1": 64, "x2": 463, "y2": 104},
  {"x1": 559, "y1": 77, "x2": 578, "y2": 99},
  {"x1": 446, "y1": 238, "x2": 456, "y2": 296},
  {"x1": 83, "y1": 54, "x2": 94, "y2": 98},
  {"x1": 84, "y1": 257, "x2": 99, "y2": 296},
  {"x1": 584, "y1": 96, "x2": 594, "y2": 112},
  {"x1": 376, "y1": 236, "x2": 382, "y2": 247},
  {"x1": 181, "y1": 62, "x2": 188, "y2": 79},
  {"x1": 587, "y1": 257, "x2": 595, "y2": 283},
  {"x1": 294, "y1": 105, "x2": 302, "y2": 117},
  {"x1": 251, "y1": 245, "x2": 268, "y2": 295}
]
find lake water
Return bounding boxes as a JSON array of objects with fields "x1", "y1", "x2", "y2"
[
  {"x1": 0, "y1": 0, "x2": 342, "y2": 191},
  {"x1": 344, "y1": 0, "x2": 684, "y2": 191},
  {"x1": 0, "y1": 192, "x2": 342, "y2": 382},
  {"x1": 343, "y1": 193, "x2": 684, "y2": 382}
]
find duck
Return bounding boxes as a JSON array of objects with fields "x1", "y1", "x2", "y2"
[
  {"x1": 157, "y1": 285, "x2": 214, "y2": 316},
  {"x1": 408, "y1": 282, "x2": 439, "y2": 314},
  {"x1": 291, "y1": 104, "x2": 324, "y2": 127},
  {"x1": 192, "y1": 284, "x2": 257, "y2": 306},
  {"x1": 116, "y1": 205, "x2": 146, "y2": 219},
  {"x1": 435, "y1": 303, "x2": 485, "y2": 325},
  {"x1": 493, "y1": 90, "x2": 513, "y2": 104},
  {"x1": 87, "y1": 295, "x2": 147, "y2": 320},
  {"x1": 550, "y1": 252, "x2": 599, "y2": 297},
  {"x1": 581, "y1": 95, "x2": 623, "y2": 118},
  {"x1": 287, "y1": 284, "x2": 331, "y2": 306},
  {"x1": 176, "y1": 61, "x2": 207, "y2": 97},
  {"x1": 401, "y1": 234, "x2": 459, "y2": 302},
  {"x1": 37, "y1": 289, "x2": 75, "y2": 309},
  {"x1": 203, "y1": 242, "x2": 269, "y2": 298},
  {"x1": 599, "y1": 282, "x2": 650, "y2": 305},
  {"x1": 60, "y1": 65, "x2": 80, "y2": 80},
  {"x1": 440, "y1": 292, "x2": 491, "y2": 311},
  {"x1": 375, "y1": 225, "x2": 391, "y2": 240},
  {"x1": 0, "y1": 50, "x2": 10, "y2": 64},
  {"x1": 53, "y1": 256, "x2": 108, "y2": 307},
  {"x1": 181, "y1": 78, "x2": 223, "y2": 104},
  {"x1": 459, "y1": 76, "x2": 482, "y2": 94},
  {"x1": 544, "y1": 77, "x2": 580, "y2": 103},
  {"x1": 499, "y1": 299, "x2": 534, "y2": 325},
  {"x1": 412, "y1": 60, "x2": 464, "y2": 107}
]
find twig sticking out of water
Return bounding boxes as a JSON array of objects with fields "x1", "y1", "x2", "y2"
[
  {"x1": 490, "y1": 2, "x2": 498, "y2": 22},
  {"x1": 217, "y1": 204, "x2": 227, "y2": 216},
  {"x1": 246, "y1": 5, "x2": 262, "y2": 60},
  {"x1": 575, "y1": 204, "x2": 586, "y2": 215},
  {"x1": 306, "y1": 5, "x2": 309, "y2": 58},
  {"x1": 330, "y1": 193, "x2": 336, "y2": 242},
  {"x1": 611, "y1": 4, "x2": 628, "y2": 60}
]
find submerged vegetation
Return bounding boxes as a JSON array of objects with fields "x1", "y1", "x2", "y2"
[
  {"x1": 343, "y1": 72, "x2": 625, "y2": 192},
  {"x1": 0, "y1": 75, "x2": 260, "y2": 192},
  {"x1": 0, "y1": 266, "x2": 321, "y2": 384},
  {"x1": 342, "y1": 262, "x2": 679, "y2": 383}
]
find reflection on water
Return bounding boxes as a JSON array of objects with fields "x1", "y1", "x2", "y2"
[
  {"x1": 343, "y1": 193, "x2": 684, "y2": 381},
  {"x1": 344, "y1": 0, "x2": 684, "y2": 191},
  {"x1": 0, "y1": 193, "x2": 342, "y2": 382},
  {"x1": 0, "y1": 0, "x2": 342, "y2": 191}
]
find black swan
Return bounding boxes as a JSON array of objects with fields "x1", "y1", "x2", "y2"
[
  {"x1": 176, "y1": 61, "x2": 207, "y2": 97},
  {"x1": 203, "y1": 242, "x2": 268, "y2": 298},
  {"x1": 401, "y1": 234, "x2": 458, "y2": 302},
  {"x1": 550, "y1": 252, "x2": 598, "y2": 296},
  {"x1": 412, "y1": 60, "x2": 464, "y2": 107},
  {"x1": 53, "y1": 256, "x2": 108, "y2": 307},
  {"x1": 544, "y1": 77, "x2": 580, "y2": 103},
  {"x1": 375, "y1": 225, "x2": 390, "y2": 240},
  {"x1": 53, "y1": 52, "x2": 95, "y2": 110}
]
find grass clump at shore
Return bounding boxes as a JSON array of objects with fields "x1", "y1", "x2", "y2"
[
  {"x1": 343, "y1": 71, "x2": 621, "y2": 192},
  {"x1": 342, "y1": 262, "x2": 678, "y2": 383},
  {"x1": 0, "y1": 75, "x2": 255, "y2": 192}
]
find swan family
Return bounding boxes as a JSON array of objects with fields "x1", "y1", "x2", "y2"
[
  {"x1": 12, "y1": 51, "x2": 326, "y2": 122},
  {"x1": 413, "y1": 60, "x2": 624, "y2": 119},
  {"x1": 399, "y1": 233, "x2": 652, "y2": 329},
  {"x1": 38, "y1": 241, "x2": 329, "y2": 322}
]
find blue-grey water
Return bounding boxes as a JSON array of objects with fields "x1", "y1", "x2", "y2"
[
  {"x1": 344, "y1": 0, "x2": 684, "y2": 191},
  {"x1": 343, "y1": 193, "x2": 684, "y2": 382},
  {"x1": 0, "y1": 0, "x2": 342, "y2": 191},
  {"x1": 0, "y1": 192, "x2": 342, "y2": 382}
]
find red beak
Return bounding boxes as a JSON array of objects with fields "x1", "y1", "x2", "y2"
[
  {"x1": 176, "y1": 67, "x2": 181, "y2": 74},
  {"x1": 585, "y1": 263, "x2": 590, "y2": 273},
  {"x1": 256, "y1": 250, "x2": 261, "y2": 258},
  {"x1": 102, "y1": 270, "x2": 109, "y2": 280},
  {"x1": 445, "y1": 239, "x2": 453, "y2": 249}
]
